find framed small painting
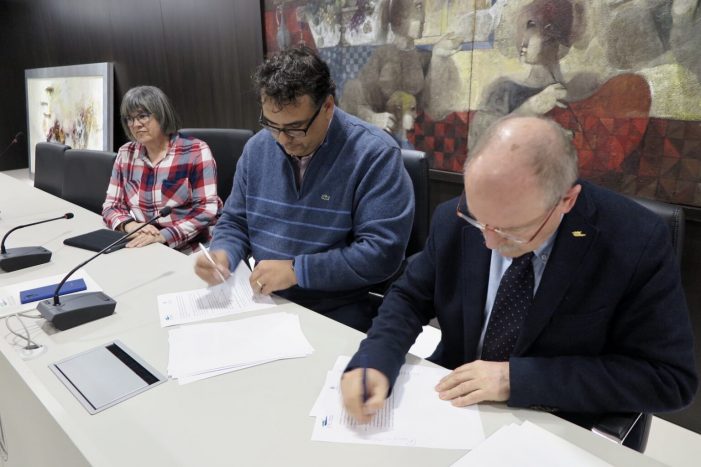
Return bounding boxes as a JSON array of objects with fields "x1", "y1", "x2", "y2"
[{"x1": 25, "y1": 62, "x2": 113, "y2": 173}]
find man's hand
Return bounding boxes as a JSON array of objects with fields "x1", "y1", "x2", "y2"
[
  {"x1": 341, "y1": 368, "x2": 390, "y2": 424},
  {"x1": 194, "y1": 249, "x2": 231, "y2": 285},
  {"x1": 435, "y1": 360, "x2": 510, "y2": 406},
  {"x1": 250, "y1": 260, "x2": 297, "y2": 295}
]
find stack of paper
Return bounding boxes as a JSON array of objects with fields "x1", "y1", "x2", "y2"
[
  {"x1": 157, "y1": 260, "x2": 276, "y2": 327},
  {"x1": 168, "y1": 312, "x2": 313, "y2": 384},
  {"x1": 310, "y1": 356, "x2": 485, "y2": 449},
  {"x1": 451, "y1": 421, "x2": 613, "y2": 466}
]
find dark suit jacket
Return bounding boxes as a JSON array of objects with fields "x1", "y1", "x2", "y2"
[{"x1": 350, "y1": 181, "x2": 698, "y2": 414}]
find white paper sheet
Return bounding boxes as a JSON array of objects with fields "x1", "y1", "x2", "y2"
[
  {"x1": 157, "y1": 260, "x2": 276, "y2": 327},
  {"x1": 310, "y1": 356, "x2": 485, "y2": 450},
  {"x1": 451, "y1": 421, "x2": 613, "y2": 467},
  {"x1": 167, "y1": 311, "x2": 313, "y2": 384},
  {"x1": 0, "y1": 269, "x2": 102, "y2": 318},
  {"x1": 408, "y1": 325, "x2": 441, "y2": 359}
]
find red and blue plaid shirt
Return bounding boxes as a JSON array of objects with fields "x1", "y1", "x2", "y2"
[{"x1": 102, "y1": 133, "x2": 222, "y2": 251}]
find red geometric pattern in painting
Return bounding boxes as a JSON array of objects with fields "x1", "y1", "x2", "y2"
[
  {"x1": 404, "y1": 78, "x2": 701, "y2": 207},
  {"x1": 408, "y1": 111, "x2": 470, "y2": 172}
]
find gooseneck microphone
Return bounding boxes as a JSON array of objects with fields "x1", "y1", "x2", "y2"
[
  {"x1": 0, "y1": 213, "x2": 74, "y2": 272},
  {"x1": 37, "y1": 206, "x2": 172, "y2": 330},
  {"x1": 0, "y1": 132, "x2": 23, "y2": 159}
]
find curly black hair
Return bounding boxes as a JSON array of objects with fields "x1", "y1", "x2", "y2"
[{"x1": 253, "y1": 45, "x2": 336, "y2": 108}]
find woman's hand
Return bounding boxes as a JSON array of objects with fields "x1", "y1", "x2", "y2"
[
  {"x1": 124, "y1": 221, "x2": 160, "y2": 236},
  {"x1": 125, "y1": 231, "x2": 166, "y2": 248}
]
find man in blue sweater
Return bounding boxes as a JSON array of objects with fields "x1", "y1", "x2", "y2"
[{"x1": 194, "y1": 46, "x2": 414, "y2": 332}]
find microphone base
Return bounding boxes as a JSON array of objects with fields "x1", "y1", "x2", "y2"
[
  {"x1": 0, "y1": 246, "x2": 52, "y2": 272},
  {"x1": 37, "y1": 292, "x2": 116, "y2": 330}
]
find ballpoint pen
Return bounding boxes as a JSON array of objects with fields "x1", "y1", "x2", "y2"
[
  {"x1": 361, "y1": 354, "x2": 369, "y2": 404},
  {"x1": 198, "y1": 243, "x2": 227, "y2": 283}
]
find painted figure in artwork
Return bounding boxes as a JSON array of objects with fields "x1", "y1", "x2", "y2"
[
  {"x1": 469, "y1": 0, "x2": 652, "y2": 177},
  {"x1": 340, "y1": 0, "x2": 462, "y2": 131},
  {"x1": 601, "y1": 0, "x2": 701, "y2": 78},
  {"x1": 469, "y1": 0, "x2": 598, "y2": 146},
  {"x1": 385, "y1": 90, "x2": 417, "y2": 148}
]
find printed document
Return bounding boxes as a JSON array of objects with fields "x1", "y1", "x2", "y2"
[
  {"x1": 310, "y1": 356, "x2": 485, "y2": 449},
  {"x1": 158, "y1": 260, "x2": 275, "y2": 326}
]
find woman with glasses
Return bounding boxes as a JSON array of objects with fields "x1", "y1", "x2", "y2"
[{"x1": 102, "y1": 86, "x2": 222, "y2": 253}]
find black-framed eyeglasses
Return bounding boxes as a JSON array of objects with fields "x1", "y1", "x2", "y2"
[
  {"x1": 456, "y1": 193, "x2": 560, "y2": 245},
  {"x1": 123, "y1": 112, "x2": 152, "y2": 127},
  {"x1": 258, "y1": 102, "x2": 324, "y2": 139}
]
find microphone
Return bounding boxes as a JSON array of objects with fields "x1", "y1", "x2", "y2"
[
  {"x1": 37, "y1": 206, "x2": 172, "y2": 330},
  {"x1": 0, "y1": 213, "x2": 74, "y2": 272},
  {"x1": 0, "y1": 132, "x2": 23, "y2": 159}
]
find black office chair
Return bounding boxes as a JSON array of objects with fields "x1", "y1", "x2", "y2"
[
  {"x1": 401, "y1": 149, "x2": 430, "y2": 258},
  {"x1": 62, "y1": 149, "x2": 117, "y2": 214},
  {"x1": 591, "y1": 194, "x2": 685, "y2": 453},
  {"x1": 34, "y1": 142, "x2": 70, "y2": 197},
  {"x1": 178, "y1": 128, "x2": 254, "y2": 204},
  {"x1": 368, "y1": 149, "x2": 429, "y2": 302}
]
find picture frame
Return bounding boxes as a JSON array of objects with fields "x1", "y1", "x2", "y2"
[{"x1": 24, "y1": 62, "x2": 113, "y2": 173}]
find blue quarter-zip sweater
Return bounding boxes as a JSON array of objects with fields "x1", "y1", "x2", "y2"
[{"x1": 210, "y1": 107, "x2": 414, "y2": 310}]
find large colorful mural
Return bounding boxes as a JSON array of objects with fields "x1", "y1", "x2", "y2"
[{"x1": 263, "y1": 0, "x2": 701, "y2": 206}]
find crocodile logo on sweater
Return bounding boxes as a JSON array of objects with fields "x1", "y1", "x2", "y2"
[{"x1": 321, "y1": 194, "x2": 330, "y2": 201}]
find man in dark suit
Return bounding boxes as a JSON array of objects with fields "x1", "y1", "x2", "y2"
[{"x1": 341, "y1": 116, "x2": 697, "y2": 426}]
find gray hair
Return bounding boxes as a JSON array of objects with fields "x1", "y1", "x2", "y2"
[
  {"x1": 466, "y1": 115, "x2": 579, "y2": 205},
  {"x1": 120, "y1": 86, "x2": 180, "y2": 140}
]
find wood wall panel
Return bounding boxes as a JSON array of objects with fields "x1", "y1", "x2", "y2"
[{"x1": 0, "y1": 0, "x2": 263, "y2": 170}]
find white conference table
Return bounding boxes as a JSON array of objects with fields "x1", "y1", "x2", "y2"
[{"x1": 0, "y1": 173, "x2": 663, "y2": 466}]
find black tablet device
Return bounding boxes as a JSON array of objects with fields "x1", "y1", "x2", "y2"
[{"x1": 63, "y1": 229, "x2": 128, "y2": 254}]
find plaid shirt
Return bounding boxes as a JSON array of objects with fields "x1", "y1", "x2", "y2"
[{"x1": 102, "y1": 133, "x2": 222, "y2": 251}]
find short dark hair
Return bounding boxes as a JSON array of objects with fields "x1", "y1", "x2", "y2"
[
  {"x1": 253, "y1": 45, "x2": 336, "y2": 108},
  {"x1": 120, "y1": 86, "x2": 180, "y2": 140}
]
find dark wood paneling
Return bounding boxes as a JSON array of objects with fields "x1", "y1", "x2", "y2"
[{"x1": 0, "y1": 0, "x2": 263, "y2": 170}]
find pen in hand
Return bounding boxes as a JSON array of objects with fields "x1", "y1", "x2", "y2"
[
  {"x1": 198, "y1": 243, "x2": 227, "y2": 284},
  {"x1": 361, "y1": 354, "x2": 369, "y2": 404}
]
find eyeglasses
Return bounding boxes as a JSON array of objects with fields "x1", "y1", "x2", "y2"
[
  {"x1": 456, "y1": 193, "x2": 560, "y2": 244},
  {"x1": 123, "y1": 112, "x2": 152, "y2": 127},
  {"x1": 259, "y1": 102, "x2": 323, "y2": 139}
]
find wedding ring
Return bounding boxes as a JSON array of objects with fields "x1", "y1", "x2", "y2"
[{"x1": 256, "y1": 280, "x2": 263, "y2": 289}]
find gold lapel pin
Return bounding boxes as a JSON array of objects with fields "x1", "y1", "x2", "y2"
[{"x1": 572, "y1": 231, "x2": 587, "y2": 237}]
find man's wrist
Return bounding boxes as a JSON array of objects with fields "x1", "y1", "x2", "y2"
[{"x1": 290, "y1": 258, "x2": 298, "y2": 285}]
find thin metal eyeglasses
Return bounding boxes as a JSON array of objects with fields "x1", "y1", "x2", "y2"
[
  {"x1": 123, "y1": 112, "x2": 152, "y2": 127},
  {"x1": 456, "y1": 194, "x2": 560, "y2": 244},
  {"x1": 258, "y1": 102, "x2": 323, "y2": 139}
]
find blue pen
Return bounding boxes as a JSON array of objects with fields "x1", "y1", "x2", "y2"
[{"x1": 361, "y1": 354, "x2": 369, "y2": 403}]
